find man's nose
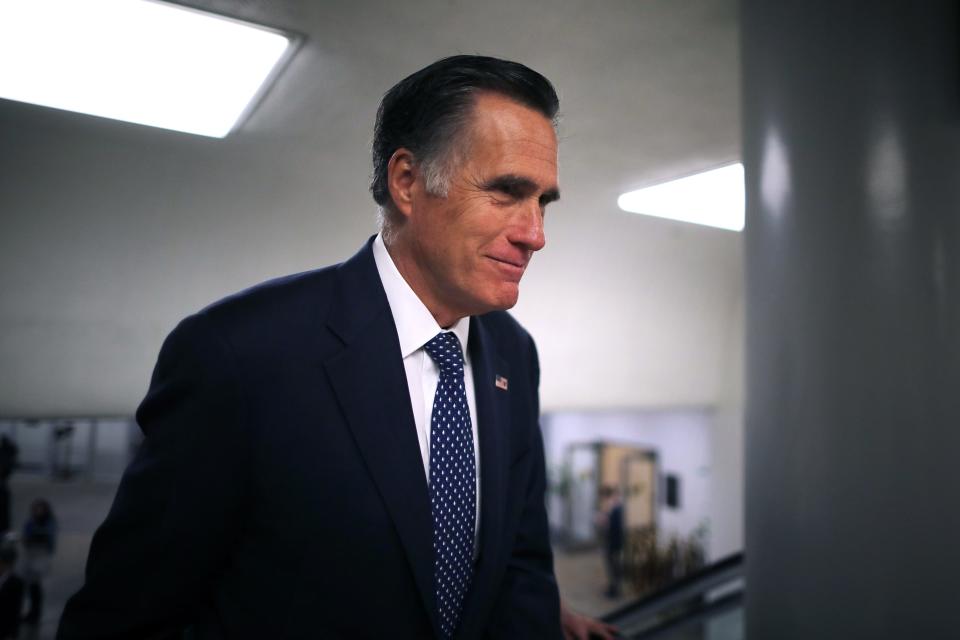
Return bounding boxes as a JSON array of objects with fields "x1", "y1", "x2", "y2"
[{"x1": 510, "y1": 202, "x2": 546, "y2": 252}]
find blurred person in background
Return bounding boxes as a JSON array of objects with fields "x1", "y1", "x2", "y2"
[
  {"x1": 21, "y1": 499, "x2": 55, "y2": 627},
  {"x1": 0, "y1": 547, "x2": 23, "y2": 639},
  {"x1": 0, "y1": 436, "x2": 18, "y2": 534},
  {"x1": 598, "y1": 486, "x2": 624, "y2": 599}
]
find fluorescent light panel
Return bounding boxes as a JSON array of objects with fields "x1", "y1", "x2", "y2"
[
  {"x1": 0, "y1": 0, "x2": 292, "y2": 138},
  {"x1": 618, "y1": 163, "x2": 745, "y2": 232}
]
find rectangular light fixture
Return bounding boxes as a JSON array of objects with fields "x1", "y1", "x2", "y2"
[
  {"x1": 0, "y1": 0, "x2": 294, "y2": 138},
  {"x1": 617, "y1": 163, "x2": 745, "y2": 232}
]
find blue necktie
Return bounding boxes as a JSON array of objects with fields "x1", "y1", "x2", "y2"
[{"x1": 424, "y1": 331, "x2": 476, "y2": 639}]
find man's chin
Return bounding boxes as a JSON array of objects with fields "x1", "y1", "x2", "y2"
[
  {"x1": 487, "y1": 287, "x2": 520, "y2": 312},
  {"x1": 458, "y1": 284, "x2": 520, "y2": 317}
]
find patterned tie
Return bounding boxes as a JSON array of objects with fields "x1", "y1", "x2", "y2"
[{"x1": 423, "y1": 331, "x2": 477, "y2": 639}]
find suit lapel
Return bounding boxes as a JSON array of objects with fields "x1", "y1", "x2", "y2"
[
  {"x1": 458, "y1": 316, "x2": 512, "y2": 638},
  {"x1": 323, "y1": 239, "x2": 441, "y2": 638}
]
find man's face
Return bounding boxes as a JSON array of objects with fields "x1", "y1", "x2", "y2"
[{"x1": 403, "y1": 92, "x2": 559, "y2": 325}]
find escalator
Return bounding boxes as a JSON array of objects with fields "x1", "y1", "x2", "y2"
[{"x1": 602, "y1": 552, "x2": 744, "y2": 640}]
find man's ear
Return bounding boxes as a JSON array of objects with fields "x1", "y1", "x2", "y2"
[{"x1": 387, "y1": 148, "x2": 418, "y2": 218}]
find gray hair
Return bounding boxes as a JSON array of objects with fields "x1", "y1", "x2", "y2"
[{"x1": 376, "y1": 117, "x2": 473, "y2": 242}]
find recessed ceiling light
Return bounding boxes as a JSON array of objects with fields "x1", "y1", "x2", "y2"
[
  {"x1": 0, "y1": 0, "x2": 294, "y2": 138},
  {"x1": 618, "y1": 163, "x2": 745, "y2": 232}
]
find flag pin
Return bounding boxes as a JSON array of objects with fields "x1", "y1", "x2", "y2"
[{"x1": 495, "y1": 375, "x2": 509, "y2": 390}]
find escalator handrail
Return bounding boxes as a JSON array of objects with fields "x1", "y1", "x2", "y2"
[
  {"x1": 628, "y1": 590, "x2": 744, "y2": 640},
  {"x1": 602, "y1": 551, "x2": 745, "y2": 626}
]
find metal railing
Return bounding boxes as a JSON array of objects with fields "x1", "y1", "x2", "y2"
[{"x1": 604, "y1": 552, "x2": 745, "y2": 639}]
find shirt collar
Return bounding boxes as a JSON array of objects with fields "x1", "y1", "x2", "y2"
[{"x1": 373, "y1": 233, "x2": 470, "y2": 359}]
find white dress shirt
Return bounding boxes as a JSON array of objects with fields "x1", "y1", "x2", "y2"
[{"x1": 372, "y1": 234, "x2": 481, "y2": 533}]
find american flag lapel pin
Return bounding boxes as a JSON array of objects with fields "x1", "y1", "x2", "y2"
[{"x1": 495, "y1": 375, "x2": 509, "y2": 391}]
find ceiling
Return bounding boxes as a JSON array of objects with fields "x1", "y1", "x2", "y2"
[{"x1": 0, "y1": 0, "x2": 742, "y2": 416}]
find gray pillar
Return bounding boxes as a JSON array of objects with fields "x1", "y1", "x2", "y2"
[{"x1": 744, "y1": 2, "x2": 960, "y2": 637}]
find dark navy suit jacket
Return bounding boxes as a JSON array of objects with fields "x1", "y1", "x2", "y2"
[{"x1": 57, "y1": 238, "x2": 562, "y2": 639}]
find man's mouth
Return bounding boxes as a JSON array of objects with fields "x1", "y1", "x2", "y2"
[
  {"x1": 489, "y1": 256, "x2": 525, "y2": 268},
  {"x1": 487, "y1": 255, "x2": 527, "y2": 280}
]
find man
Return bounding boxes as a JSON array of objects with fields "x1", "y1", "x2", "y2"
[
  {"x1": 58, "y1": 55, "x2": 564, "y2": 639},
  {"x1": 598, "y1": 485, "x2": 624, "y2": 599},
  {"x1": 0, "y1": 547, "x2": 23, "y2": 639},
  {"x1": 0, "y1": 435, "x2": 17, "y2": 533}
]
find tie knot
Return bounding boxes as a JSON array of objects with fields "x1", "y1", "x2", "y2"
[{"x1": 423, "y1": 332, "x2": 465, "y2": 374}]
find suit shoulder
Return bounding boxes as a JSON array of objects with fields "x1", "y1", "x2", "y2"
[
  {"x1": 163, "y1": 264, "x2": 341, "y2": 361},
  {"x1": 201, "y1": 265, "x2": 338, "y2": 322},
  {"x1": 210, "y1": 264, "x2": 341, "y2": 331}
]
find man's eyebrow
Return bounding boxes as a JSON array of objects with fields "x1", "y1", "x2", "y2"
[
  {"x1": 540, "y1": 187, "x2": 560, "y2": 205},
  {"x1": 481, "y1": 174, "x2": 561, "y2": 204}
]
